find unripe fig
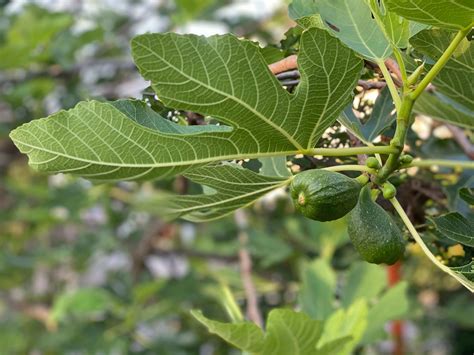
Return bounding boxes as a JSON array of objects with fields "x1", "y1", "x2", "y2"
[
  {"x1": 347, "y1": 186, "x2": 405, "y2": 264},
  {"x1": 290, "y1": 170, "x2": 361, "y2": 222}
]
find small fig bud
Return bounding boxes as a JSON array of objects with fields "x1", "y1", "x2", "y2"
[
  {"x1": 400, "y1": 154, "x2": 413, "y2": 165},
  {"x1": 366, "y1": 157, "x2": 381, "y2": 169},
  {"x1": 382, "y1": 182, "x2": 396, "y2": 199}
]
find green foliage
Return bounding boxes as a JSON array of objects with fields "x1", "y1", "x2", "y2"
[
  {"x1": 11, "y1": 28, "x2": 363, "y2": 180},
  {"x1": 429, "y1": 212, "x2": 474, "y2": 247},
  {"x1": 319, "y1": 299, "x2": 368, "y2": 355},
  {"x1": 384, "y1": 0, "x2": 474, "y2": 30},
  {"x1": 298, "y1": 258, "x2": 336, "y2": 319},
  {"x1": 192, "y1": 308, "x2": 353, "y2": 355},
  {"x1": 51, "y1": 288, "x2": 115, "y2": 323},
  {"x1": 0, "y1": 6, "x2": 72, "y2": 69},
  {"x1": 299, "y1": 259, "x2": 411, "y2": 348},
  {"x1": 2, "y1": 1, "x2": 474, "y2": 353},
  {"x1": 411, "y1": 29, "x2": 474, "y2": 113},
  {"x1": 459, "y1": 187, "x2": 474, "y2": 205},
  {"x1": 308, "y1": 0, "x2": 393, "y2": 61}
]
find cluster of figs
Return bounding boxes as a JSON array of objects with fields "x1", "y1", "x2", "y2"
[{"x1": 289, "y1": 157, "x2": 407, "y2": 265}]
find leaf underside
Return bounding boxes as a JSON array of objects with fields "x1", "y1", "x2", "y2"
[
  {"x1": 137, "y1": 163, "x2": 291, "y2": 222},
  {"x1": 10, "y1": 28, "x2": 362, "y2": 182}
]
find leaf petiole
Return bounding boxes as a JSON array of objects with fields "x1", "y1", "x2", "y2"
[
  {"x1": 377, "y1": 59, "x2": 402, "y2": 111},
  {"x1": 305, "y1": 145, "x2": 397, "y2": 157},
  {"x1": 390, "y1": 197, "x2": 473, "y2": 292},
  {"x1": 408, "y1": 159, "x2": 474, "y2": 170}
]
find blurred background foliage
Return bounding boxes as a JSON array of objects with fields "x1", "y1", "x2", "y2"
[{"x1": 0, "y1": 0, "x2": 473, "y2": 354}]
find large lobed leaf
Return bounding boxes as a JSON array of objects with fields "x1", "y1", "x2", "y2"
[{"x1": 10, "y1": 28, "x2": 362, "y2": 182}]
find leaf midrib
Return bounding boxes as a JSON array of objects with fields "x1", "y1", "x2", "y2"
[{"x1": 13, "y1": 138, "x2": 300, "y2": 168}]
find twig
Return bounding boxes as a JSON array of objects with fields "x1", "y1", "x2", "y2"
[
  {"x1": 446, "y1": 124, "x2": 474, "y2": 160},
  {"x1": 280, "y1": 79, "x2": 300, "y2": 87},
  {"x1": 275, "y1": 69, "x2": 299, "y2": 80},
  {"x1": 235, "y1": 210, "x2": 263, "y2": 328},
  {"x1": 275, "y1": 74, "x2": 388, "y2": 90},
  {"x1": 268, "y1": 55, "x2": 402, "y2": 89},
  {"x1": 357, "y1": 80, "x2": 387, "y2": 90},
  {"x1": 268, "y1": 55, "x2": 297, "y2": 75},
  {"x1": 384, "y1": 58, "x2": 403, "y2": 87}
]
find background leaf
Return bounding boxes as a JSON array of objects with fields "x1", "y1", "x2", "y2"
[
  {"x1": 410, "y1": 29, "x2": 474, "y2": 112},
  {"x1": 299, "y1": 258, "x2": 336, "y2": 319},
  {"x1": 341, "y1": 262, "x2": 387, "y2": 308},
  {"x1": 318, "y1": 299, "x2": 368, "y2": 355},
  {"x1": 311, "y1": 0, "x2": 392, "y2": 61},
  {"x1": 429, "y1": 212, "x2": 474, "y2": 247},
  {"x1": 385, "y1": 0, "x2": 474, "y2": 30},
  {"x1": 262, "y1": 309, "x2": 324, "y2": 355},
  {"x1": 52, "y1": 288, "x2": 114, "y2": 323},
  {"x1": 259, "y1": 157, "x2": 291, "y2": 177},
  {"x1": 191, "y1": 310, "x2": 265, "y2": 353},
  {"x1": 459, "y1": 187, "x2": 474, "y2": 205},
  {"x1": 361, "y1": 282, "x2": 410, "y2": 344},
  {"x1": 413, "y1": 92, "x2": 474, "y2": 129}
]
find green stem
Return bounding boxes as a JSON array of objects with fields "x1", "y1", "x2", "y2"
[
  {"x1": 390, "y1": 197, "x2": 473, "y2": 292},
  {"x1": 322, "y1": 164, "x2": 376, "y2": 174},
  {"x1": 305, "y1": 145, "x2": 397, "y2": 156},
  {"x1": 375, "y1": 95, "x2": 414, "y2": 184},
  {"x1": 408, "y1": 159, "x2": 474, "y2": 170},
  {"x1": 378, "y1": 59, "x2": 402, "y2": 110},
  {"x1": 411, "y1": 24, "x2": 472, "y2": 100}
]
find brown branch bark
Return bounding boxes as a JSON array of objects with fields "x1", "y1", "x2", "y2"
[
  {"x1": 268, "y1": 56, "x2": 402, "y2": 88},
  {"x1": 268, "y1": 55, "x2": 298, "y2": 75},
  {"x1": 235, "y1": 210, "x2": 263, "y2": 328}
]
